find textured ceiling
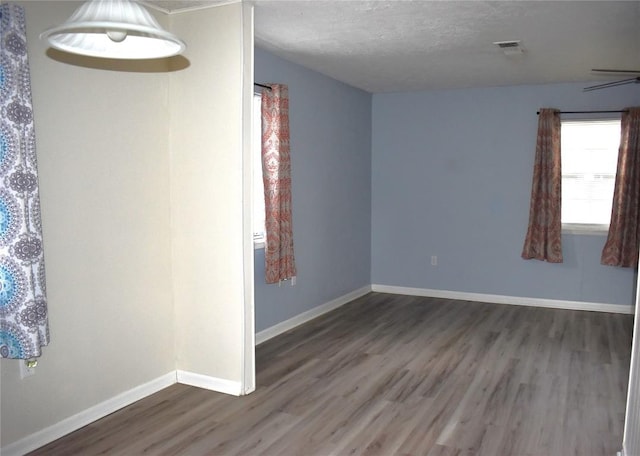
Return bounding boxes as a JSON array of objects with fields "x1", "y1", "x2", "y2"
[
  {"x1": 142, "y1": 0, "x2": 229, "y2": 13},
  {"x1": 146, "y1": 0, "x2": 640, "y2": 93}
]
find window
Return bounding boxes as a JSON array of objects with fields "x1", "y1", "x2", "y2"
[
  {"x1": 561, "y1": 119, "x2": 620, "y2": 232},
  {"x1": 253, "y1": 93, "x2": 266, "y2": 248}
]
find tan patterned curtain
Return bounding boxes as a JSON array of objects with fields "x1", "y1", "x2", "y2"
[
  {"x1": 521, "y1": 108, "x2": 563, "y2": 263},
  {"x1": 261, "y1": 84, "x2": 297, "y2": 284},
  {"x1": 601, "y1": 107, "x2": 640, "y2": 267}
]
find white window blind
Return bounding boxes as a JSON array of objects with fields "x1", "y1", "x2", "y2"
[
  {"x1": 561, "y1": 119, "x2": 620, "y2": 228},
  {"x1": 253, "y1": 93, "x2": 266, "y2": 244}
]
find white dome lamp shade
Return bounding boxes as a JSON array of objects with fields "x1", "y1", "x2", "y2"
[{"x1": 40, "y1": 0, "x2": 185, "y2": 60}]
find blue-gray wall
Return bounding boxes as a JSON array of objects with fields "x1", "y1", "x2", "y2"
[
  {"x1": 254, "y1": 48, "x2": 372, "y2": 332},
  {"x1": 372, "y1": 82, "x2": 640, "y2": 307}
]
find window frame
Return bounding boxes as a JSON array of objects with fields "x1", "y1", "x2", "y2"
[
  {"x1": 561, "y1": 223, "x2": 609, "y2": 235},
  {"x1": 253, "y1": 92, "x2": 266, "y2": 250},
  {"x1": 560, "y1": 117, "x2": 620, "y2": 236}
]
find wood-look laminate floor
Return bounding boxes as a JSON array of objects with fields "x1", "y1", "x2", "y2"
[{"x1": 31, "y1": 293, "x2": 633, "y2": 456}]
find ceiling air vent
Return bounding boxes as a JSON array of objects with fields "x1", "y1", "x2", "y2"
[{"x1": 493, "y1": 40, "x2": 524, "y2": 56}]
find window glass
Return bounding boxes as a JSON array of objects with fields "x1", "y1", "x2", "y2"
[
  {"x1": 561, "y1": 120, "x2": 620, "y2": 227},
  {"x1": 253, "y1": 94, "x2": 266, "y2": 243}
]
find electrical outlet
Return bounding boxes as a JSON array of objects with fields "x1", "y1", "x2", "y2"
[
  {"x1": 431, "y1": 255, "x2": 438, "y2": 266},
  {"x1": 19, "y1": 359, "x2": 37, "y2": 379}
]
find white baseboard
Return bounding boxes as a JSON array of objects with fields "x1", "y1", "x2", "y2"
[
  {"x1": 3, "y1": 369, "x2": 247, "y2": 456},
  {"x1": 371, "y1": 284, "x2": 634, "y2": 314},
  {"x1": 1, "y1": 372, "x2": 177, "y2": 456},
  {"x1": 176, "y1": 370, "x2": 242, "y2": 396},
  {"x1": 255, "y1": 285, "x2": 372, "y2": 345}
]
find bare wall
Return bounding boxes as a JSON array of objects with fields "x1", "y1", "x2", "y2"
[
  {"x1": 170, "y1": 3, "x2": 251, "y2": 382},
  {"x1": 0, "y1": 1, "x2": 174, "y2": 446},
  {"x1": 253, "y1": 48, "x2": 372, "y2": 332},
  {"x1": 372, "y1": 82, "x2": 639, "y2": 307},
  {"x1": 1, "y1": 1, "x2": 255, "y2": 449}
]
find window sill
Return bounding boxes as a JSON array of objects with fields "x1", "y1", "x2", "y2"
[
  {"x1": 254, "y1": 236, "x2": 265, "y2": 250},
  {"x1": 562, "y1": 224, "x2": 609, "y2": 236}
]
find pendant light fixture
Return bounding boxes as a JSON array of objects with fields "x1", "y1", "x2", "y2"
[{"x1": 40, "y1": 0, "x2": 186, "y2": 60}]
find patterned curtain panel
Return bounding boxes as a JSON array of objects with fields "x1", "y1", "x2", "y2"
[
  {"x1": 601, "y1": 107, "x2": 640, "y2": 267},
  {"x1": 261, "y1": 84, "x2": 297, "y2": 284},
  {"x1": 521, "y1": 108, "x2": 563, "y2": 263},
  {"x1": 0, "y1": 4, "x2": 49, "y2": 359}
]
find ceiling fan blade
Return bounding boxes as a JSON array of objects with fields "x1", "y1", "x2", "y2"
[
  {"x1": 583, "y1": 77, "x2": 640, "y2": 92},
  {"x1": 591, "y1": 68, "x2": 640, "y2": 74}
]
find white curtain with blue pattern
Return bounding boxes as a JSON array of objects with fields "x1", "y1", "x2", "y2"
[{"x1": 0, "y1": 3, "x2": 49, "y2": 359}]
